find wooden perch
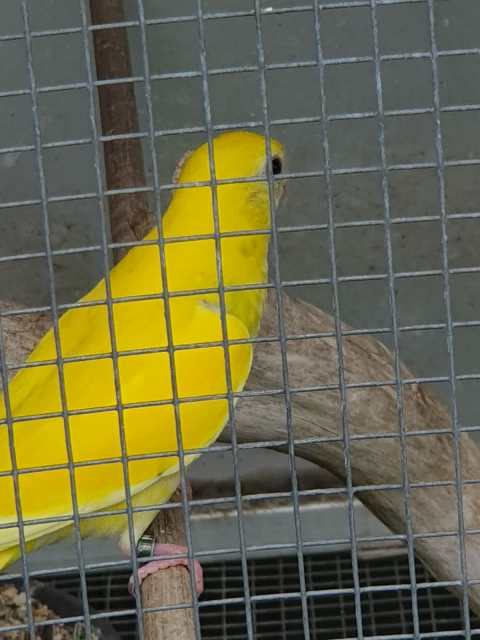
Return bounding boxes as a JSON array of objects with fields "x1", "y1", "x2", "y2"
[
  {"x1": 141, "y1": 489, "x2": 196, "y2": 640},
  {"x1": 3, "y1": 292, "x2": 480, "y2": 617},
  {"x1": 89, "y1": 0, "x2": 195, "y2": 635},
  {"x1": 89, "y1": 0, "x2": 151, "y2": 262}
]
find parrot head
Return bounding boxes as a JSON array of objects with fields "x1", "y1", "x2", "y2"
[{"x1": 171, "y1": 131, "x2": 285, "y2": 232}]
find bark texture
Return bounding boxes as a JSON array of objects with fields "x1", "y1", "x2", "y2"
[{"x1": 2, "y1": 292, "x2": 480, "y2": 614}]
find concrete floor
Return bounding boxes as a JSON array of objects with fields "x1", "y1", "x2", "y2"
[{"x1": 1, "y1": 0, "x2": 480, "y2": 570}]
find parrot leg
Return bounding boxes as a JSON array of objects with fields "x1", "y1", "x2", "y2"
[{"x1": 128, "y1": 543, "x2": 204, "y2": 597}]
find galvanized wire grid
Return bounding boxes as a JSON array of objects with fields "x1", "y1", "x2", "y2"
[{"x1": 0, "y1": 0, "x2": 478, "y2": 638}]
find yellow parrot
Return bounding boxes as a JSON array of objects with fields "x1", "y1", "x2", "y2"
[{"x1": 0, "y1": 131, "x2": 284, "y2": 592}]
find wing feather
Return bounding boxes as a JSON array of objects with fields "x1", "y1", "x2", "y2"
[{"x1": 0, "y1": 299, "x2": 252, "y2": 549}]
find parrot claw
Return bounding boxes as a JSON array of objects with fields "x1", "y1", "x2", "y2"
[{"x1": 128, "y1": 543, "x2": 204, "y2": 597}]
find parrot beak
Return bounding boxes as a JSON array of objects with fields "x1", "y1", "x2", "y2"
[{"x1": 273, "y1": 178, "x2": 287, "y2": 207}]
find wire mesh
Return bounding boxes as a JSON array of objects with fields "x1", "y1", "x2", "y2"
[
  {"x1": 1, "y1": 0, "x2": 480, "y2": 638},
  {"x1": 27, "y1": 552, "x2": 480, "y2": 639}
]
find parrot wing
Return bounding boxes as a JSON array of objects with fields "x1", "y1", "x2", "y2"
[{"x1": 0, "y1": 299, "x2": 252, "y2": 550}]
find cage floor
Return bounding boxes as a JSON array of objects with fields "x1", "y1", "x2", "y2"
[{"x1": 44, "y1": 552, "x2": 477, "y2": 639}]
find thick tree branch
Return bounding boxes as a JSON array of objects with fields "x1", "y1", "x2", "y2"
[
  {"x1": 232, "y1": 291, "x2": 480, "y2": 615},
  {"x1": 3, "y1": 292, "x2": 480, "y2": 616}
]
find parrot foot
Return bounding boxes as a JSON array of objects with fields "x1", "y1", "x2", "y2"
[{"x1": 128, "y1": 543, "x2": 204, "y2": 597}]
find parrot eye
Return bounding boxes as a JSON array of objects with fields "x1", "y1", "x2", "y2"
[{"x1": 272, "y1": 156, "x2": 282, "y2": 175}]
